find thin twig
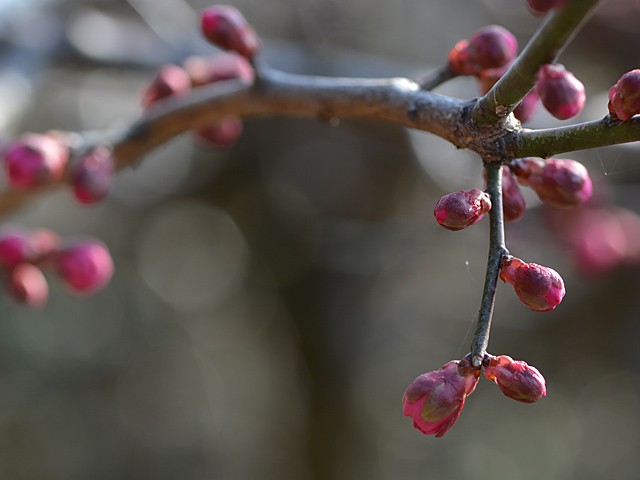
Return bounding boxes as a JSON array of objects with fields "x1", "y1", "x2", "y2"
[
  {"x1": 419, "y1": 66, "x2": 455, "y2": 91},
  {"x1": 471, "y1": 162, "x2": 508, "y2": 368}
]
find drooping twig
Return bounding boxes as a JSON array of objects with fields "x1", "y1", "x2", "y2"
[
  {"x1": 472, "y1": 0, "x2": 602, "y2": 124},
  {"x1": 471, "y1": 161, "x2": 508, "y2": 368}
]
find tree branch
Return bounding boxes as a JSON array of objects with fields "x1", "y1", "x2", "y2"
[
  {"x1": 472, "y1": 0, "x2": 602, "y2": 124},
  {"x1": 515, "y1": 116, "x2": 640, "y2": 158},
  {"x1": 471, "y1": 162, "x2": 508, "y2": 368}
]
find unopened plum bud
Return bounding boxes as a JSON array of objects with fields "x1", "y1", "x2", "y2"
[
  {"x1": 29, "y1": 228, "x2": 60, "y2": 262},
  {"x1": 434, "y1": 189, "x2": 492, "y2": 231},
  {"x1": 527, "y1": 0, "x2": 568, "y2": 14},
  {"x1": 194, "y1": 117, "x2": 243, "y2": 148},
  {"x1": 514, "y1": 90, "x2": 539, "y2": 123},
  {"x1": 514, "y1": 158, "x2": 592, "y2": 208},
  {"x1": 608, "y1": 69, "x2": 640, "y2": 121},
  {"x1": 7, "y1": 263, "x2": 48, "y2": 308},
  {"x1": 141, "y1": 64, "x2": 191, "y2": 108},
  {"x1": 55, "y1": 241, "x2": 114, "y2": 294},
  {"x1": 483, "y1": 354, "x2": 546, "y2": 403},
  {"x1": 71, "y1": 146, "x2": 115, "y2": 204},
  {"x1": 468, "y1": 25, "x2": 517, "y2": 71},
  {"x1": 403, "y1": 357, "x2": 479, "y2": 437},
  {"x1": 535, "y1": 64, "x2": 585, "y2": 120},
  {"x1": 201, "y1": 5, "x2": 260, "y2": 59},
  {"x1": 448, "y1": 26, "x2": 516, "y2": 76},
  {"x1": 3, "y1": 133, "x2": 68, "y2": 188},
  {"x1": 500, "y1": 256, "x2": 565, "y2": 312},
  {"x1": 501, "y1": 167, "x2": 526, "y2": 222}
]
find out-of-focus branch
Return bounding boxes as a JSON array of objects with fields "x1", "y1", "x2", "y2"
[{"x1": 472, "y1": 0, "x2": 602, "y2": 124}]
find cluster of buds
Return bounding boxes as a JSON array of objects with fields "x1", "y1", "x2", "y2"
[
  {"x1": 403, "y1": 353, "x2": 545, "y2": 437},
  {"x1": 0, "y1": 228, "x2": 113, "y2": 307},
  {"x1": 141, "y1": 6, "x2": 258, "y2": 148},
  {"x1": 2, "y1": 133, "x2": 115, "y2": 205},
  {"x1": 500, "y1": 255, "x2": 565, "y2": 312}
]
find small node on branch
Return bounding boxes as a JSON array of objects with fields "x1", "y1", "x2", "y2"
[
  {"x1": 483, "y1": 354, "x2": 547, "y2": 403},
  {"x1": 3, "y1": 133, "x2": 69, "y2": 188},
  {"x1": 402, "y1": 357, "x2": 480, "y2": 438},
  {"x1": 535, "y1": 64, "x2": 585, "y2": 120},
  {"x1": 511, "y1": 157, "x2": 592, "y2": 208},
  {"x1": 608, "y1": 69, "x2": 640, "y2": 121},
  {"x1": 500, "y1": 256, "x2": 565, "y2": 312},
  {"x1": 434, "y1": 189, "x2": 492, "y2": 231},
  {"x1": 200, "y1": 5, "x2": 260, "y2": 60}
]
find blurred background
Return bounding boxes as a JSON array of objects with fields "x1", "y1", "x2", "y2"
[{"x1": 1, "y1": 0, "x2": 640, "y2": 479}]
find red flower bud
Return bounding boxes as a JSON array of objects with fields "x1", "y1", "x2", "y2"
[
  {"x1": 535, "y1": 64, "x2": 585, "y2": 120},
  {"x1": 6, "y1": 263, "x2": 48, "y2": 308},
  {"x1": 403, "y1": 357, "x2": 479, "y2": 437},
  {"x1": 71, "y1": 146, "x2": 115, "y2": 204},
  {"x1": 501, "y1": 167, "x2": 527, "y2": 222},
  {"x1": 608, "y1": 69, "x2": 640, "y2": 121},
  {"x1": 448, "y1": 26, "x2": 517, "y2": 76},
  {"x1": 141, "y1": 65, "x2": 191, "y2": 108},
  {"x1": 200, "y1": 5, "x2": 260, "y2": 59},
  {"x1": 514, "y1": 90, "x2": 539, "y2": 123},
  {"x1": 526, "y1": 0, "x2": 568, "y2": 15},
  {"x1": 0, "y1": 228, "x2": 31, "y2": 268},
  {"x1": 434, "y1": 189, "x2": 492, "y2": 231},
  {"x1": 500, "y1": 256, "x2": 565, "y2": 312},
  {"x1": 483, "y1": 355, "x2": 546, "y2": 403},
  {"x1": 3, "y1": 133, "x2": 69, "y2": 188},
  {"x1": 512, "y1": 158, "x2": 592, "y2": 208},
  {"x1": 55, "y1": 241, "x2": 114, "y2": 294}
]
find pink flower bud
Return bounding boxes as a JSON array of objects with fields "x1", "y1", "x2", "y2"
[
  {"x1": 0, "y1": 228, "x2": 31, "y2": 268},
  {"x1": 500, "y1": 256, "x2": 565, "y2": 312},
  {"x1": 6, "y1": 263, "x2": 48, "y2": 308},
  {"x1": 55, "y1": 241, "x2": 114, "y2": 294},
  {"x1": 402, "y1": 357, "x2": 479, "y2": 437},
  {"x1": 515, "y1": 158, "x2": 592, "y2": 208},
  {"x1": 514, "y1": 90, "x2": 539, "y2": 123},
  {"x1": 434, "y1": 189, "x2": 492, "y2": 231},
  {"x1": 71, "y1": 146, "x2": 115, "y2": 204},
  {"x1": 200, "y1": 5, "x2": 260, "y2": 59},
  {"x1": 535, "y1": 64, "x2": 585, "y2": 120},
  {"x1": 448, "y1": 26, "x2": 517, "y2": 76},
  {"x1": 501, "y1": 167, "x2": 527, "y2": 222},
  {"x1": 526, "y1": 0, "x2": 568, "y2": 14},
  {"x1": 483, "y1": 355, "x2": 546, "y2": 403},
  {"x1": 194, "y1": 117, "x2": 243, "y2": 148},
  {"x1": 141, "y1": 65, "x2": 191, "y2": 108},
  {"x1": 3, "y1": 133, "x2": 69, "y2": 188},
  {"x1": 608, "y1": 69, "x2": 640, "y2": 121}
]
